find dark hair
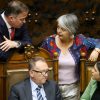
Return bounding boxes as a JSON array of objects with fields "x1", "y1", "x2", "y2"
[
  {"x1": 4, "y1": 0, "x2": 29, "y2": 17},
  {"x1": 96, "y1": 61, "x2": 100, "y2": 73},
  {"x1": 28, "y1": 57, "x2": 46, "y2": 70}
]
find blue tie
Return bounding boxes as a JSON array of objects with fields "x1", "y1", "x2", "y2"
[{"x1": 36, "y1": 86, "x2": 44, "y2": 100}]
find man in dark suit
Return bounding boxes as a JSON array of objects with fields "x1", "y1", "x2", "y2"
[
  {"x1": 8, "y1": 57, "x2": 62, "y2": 100},
  {"x1": 0, "y1": 0, "x2": 32, "y2": 61}
]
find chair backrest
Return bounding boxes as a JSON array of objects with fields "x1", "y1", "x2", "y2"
[
  {"x1": 0, "y1": 51, "x2": 29, "y2": 100},
  {"x1": 24, "y1": 45, "x2": 58, "y2": 82},
  {"x1": 0, "y1": 45, "x2": 59, "y2": 100},
  {"x1": 80, "y1": 52, "x2": 100, "y2": 92}
]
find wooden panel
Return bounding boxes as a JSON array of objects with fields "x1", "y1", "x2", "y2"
[
  {"x1": 26, "y1": 0, "x2": 100, "y2": 46},
  {"x1": 86, "y1": 67, "x2": 92, "y2": 85},
  {"x1": 0, "y1": 65, "x2": 3, "y2": 100},
  {"x1": 0, "y1": 52, "x2": 27, "y2": 100},
  {"x1": 0, "y1": 79, "x2": 3, "y2": 100},
  {"x1": 0, "y1": 0, "x2": 7, "y2": 9},
  {"x1": 0, "y1": 0, "x2": 99, "y2": 45},
  {"x1": 0, "y1": 64, "x2": 6, "y2": 100},
  {"x1": 7, "y1": 69, "x2": 29, "y2": 97}
]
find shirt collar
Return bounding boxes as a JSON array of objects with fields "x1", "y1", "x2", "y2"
[
  {"x1": 30, "y1": 78, "x2": 43, "y2": 91},
  {"x1": 1, "y1": 12, "x2": 12, "y2": 29}
]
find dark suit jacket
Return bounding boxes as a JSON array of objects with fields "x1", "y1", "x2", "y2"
[
  {"x1": 8, "y1": 78, "x2": 62, "y2": 100},
  {"x1": 0, "y1": 14, "x2": 32, "y2": 61}
]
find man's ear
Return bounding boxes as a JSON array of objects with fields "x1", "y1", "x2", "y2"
[
  {"x1": 8, "y1": 15, "x2": 14, "y2": 22},
  {"x1": 29, "y1": 70, "x2": 34, "y2": 77}
]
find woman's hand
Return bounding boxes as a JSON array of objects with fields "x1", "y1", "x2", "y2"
[{"x1": 89, "y1": 48, "x2": 100, "y2": 61}]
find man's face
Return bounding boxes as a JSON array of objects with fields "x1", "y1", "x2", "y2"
[
  {"x1": 10, "y1": 11, "x2": 28, "y2": 28},
  {"x1": 30, "y1": 60, "x2": 49, "y2": 85}
]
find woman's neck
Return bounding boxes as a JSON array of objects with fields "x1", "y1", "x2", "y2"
[
  {"x1": 56, "y1": 35, "x2": 73, "y2": 46},
  {"x1": 55, "y1": 35, "x2": 74, "y2": 54}
]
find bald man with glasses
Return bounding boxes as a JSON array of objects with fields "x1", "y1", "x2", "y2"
[{"x1": 8, "y1": 57, "x2": 62, "y2": 100}]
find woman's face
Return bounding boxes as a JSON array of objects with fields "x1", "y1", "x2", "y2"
[
  {"x1": 57, "y1": 24, "x2": 71, "y2": 41},
  {"x1": 92, "y1": 64, "x2": 100, "y2": 81}
]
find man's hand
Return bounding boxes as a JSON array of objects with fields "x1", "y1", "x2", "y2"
[{"x1": 0, "y1": 36, "x2": 18, "y2": 52}]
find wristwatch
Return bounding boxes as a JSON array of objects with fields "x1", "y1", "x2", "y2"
[
  {"x1": 16, "y1": 41, "x2": 21, "y2": 48},
  {"x1": 95, "y1": 48, "x2": 100, "y2": 54}
]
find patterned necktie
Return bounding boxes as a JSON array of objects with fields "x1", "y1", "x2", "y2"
[
  {"x1": 10, "y1": 27, "x2": 15, "y2": 40},
  {"x1": 36, "y1": 86, "x2": 44, "y2": 100}
]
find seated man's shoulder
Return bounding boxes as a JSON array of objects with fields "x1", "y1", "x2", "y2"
[
  {"x1": 45, "y1": 80, "x2": 58, "y2": 87},
  {"x1": 11, "y1": 78, "x2": 29, "y2": 89}
]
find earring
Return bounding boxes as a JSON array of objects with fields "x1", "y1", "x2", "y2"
[{"x1": 71, "y1": 34, "x2": 74, "y2": 39}]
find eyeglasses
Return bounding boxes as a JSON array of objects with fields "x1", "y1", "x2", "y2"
[{"x1": 32, "y1": 69, "x2": 50, "y2": 76}]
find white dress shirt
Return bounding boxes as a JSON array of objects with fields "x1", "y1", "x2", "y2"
[
  {"x1": 1, "y1": 12, "x2": 12, "y2": 39},
  {"x1": 30, "y1": 78, "x2": 47, "y2": 100}
]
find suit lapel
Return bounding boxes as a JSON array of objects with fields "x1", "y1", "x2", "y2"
[
  {"x1": 23, "y1": 78, "x2": 33, "y2": 100},
  {"x1": 4, "y1": 27, "x2": 10, "y2": 39},
  {"x1": 44, "y1": 81, "x2": 53, "y2": 100},
  {"x1": 0, "y1": 15, "x2": 10, "y2": 39}
]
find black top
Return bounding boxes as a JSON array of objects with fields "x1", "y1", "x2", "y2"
[{"x1": 91, "y1": 81, "x2": 100, "y2": 100}]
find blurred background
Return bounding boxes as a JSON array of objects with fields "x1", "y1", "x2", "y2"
[{"x1": 0, "y1": 0, "x2": 100, "y2": 46}]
